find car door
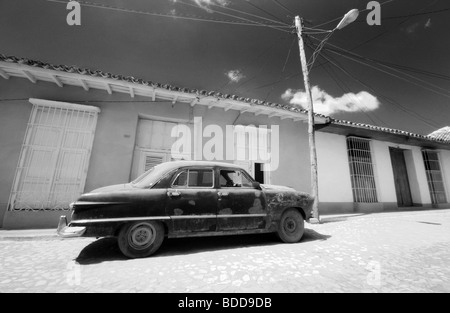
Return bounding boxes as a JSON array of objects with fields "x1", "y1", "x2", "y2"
[
  {"x1": 166, "y1": 168, "x2": 218, "y2": 233},
  {"x1": 217, "y1": 168, "x2": 267, "y2": 231}
]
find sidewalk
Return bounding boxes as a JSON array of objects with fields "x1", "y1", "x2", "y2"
[
  {"x1": 0, "y1": 229, "x2": 58, "y2": 241},
  {"x1": 1, "y1": 209, "x2": 449, "y2": 240}
]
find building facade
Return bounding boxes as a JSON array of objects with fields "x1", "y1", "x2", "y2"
[{"x1": 1, "y1": 55, "x2": 449, "y2": 229}]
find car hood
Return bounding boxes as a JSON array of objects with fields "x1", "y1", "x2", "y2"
[
  {"x1": 90, "y1": 183, "x2": 135, "y2": 194},
  {"x1": 261, "y1": 184, "x2": 296, "y2": 192}
]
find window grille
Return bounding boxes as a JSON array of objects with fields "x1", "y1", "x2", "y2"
[
  {"x1": 422, "y1": 150, "x2": 448, "y2": 204},
  {"x1": 8, "y1": 100, "x2": 99, "y2": 211},
  {"x1": 347, "y1": 137, "x2": 378, "y2": 203}
]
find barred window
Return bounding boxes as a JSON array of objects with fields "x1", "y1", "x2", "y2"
[
  {"x1": 422, "y1": 150, "x2": 447, "y2": 204},
  {"x1": 347, "y1": 137, "x2": 378, "y2": 203}
]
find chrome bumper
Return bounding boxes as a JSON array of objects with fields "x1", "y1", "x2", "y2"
[{"x1": 57, "y1": 216, "x2": 86, "y2": 238}]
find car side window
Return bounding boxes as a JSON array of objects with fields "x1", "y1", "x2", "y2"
[
  {"x1": 220, "y1": 170, "x2": 253, "y2": 188},
  {"x1": 172, "y1": 171, "x2": 188, "y2": 187},
  {"x1": 172, "y1": 169, "x2": 214, "y2": 188}
]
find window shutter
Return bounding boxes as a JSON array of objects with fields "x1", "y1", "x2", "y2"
[{"x1": 144, "y1": 155, "x2": 165, "y2": 172}]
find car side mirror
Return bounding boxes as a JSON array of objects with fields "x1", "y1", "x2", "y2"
[{"x1": 252, "y1": 182, "x2": 262, "y2": 190}]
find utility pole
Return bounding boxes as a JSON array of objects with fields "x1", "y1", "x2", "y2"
[{"x1": 295, "y1": 16, "x2": 320, "y2": 223}]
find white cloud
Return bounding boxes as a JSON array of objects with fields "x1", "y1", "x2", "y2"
[
  {"x1": 226, "y1": 69, "x2": 245, "y2": 83},
  {"x1": 194, "y1": 0, "x2": 230, "y2": 12},
  {"x1": 281, "y1": 86, "x2": 381, "y2": 116}
]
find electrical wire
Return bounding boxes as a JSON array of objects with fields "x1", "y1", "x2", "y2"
[
  {"x1": 326, "y1": 46, "x2": 450, "y2": 94},
  {"x1": 46, "y1": 0, "x2": 291, "y2": 30},
  {"x1": 243, "y1": 0, "x2": 291, "y2": 25},
  {"x1": 304, "y1": 39, "x2": 391, "y2": 127},
  {"x1": 308, "y1": 36, "x2": 450, "y2": 100},
  {"x1": 307, "y1": 31, "x2": 335, "y2": 70},
  {"x1": 230, "y1": 38, "x2": 285, "y2": 92},
  {"x1": 325, "y1": 47, "x2": 450, "y2": 100},
  {"x1": 177, "y1": 0, "x2": 290, "y2": 26},
  {"x1": 173, "y1": 0, "x2": 294, "y2": 33},
  {"x1": 351, "y1": 0, "x2": 441, "y2": 51},
  {"x1": 311, "y1": 0, "x2": 397, "y2": 30},
  {"x1": 382, "y1": 7, "x2": 450, "y2": 20},
  {"x1": 311, "y1": 46, "x2": 441, "y2": 128},
  {"x1": 270, "y1": 0, "x2": 295, "y2": 16},
  {"x1": 320, "y1": 53, "x2": 439, "y2": 128},
  {"x1": 262, "y1": 36, "x2": 297, "y2": 101}
]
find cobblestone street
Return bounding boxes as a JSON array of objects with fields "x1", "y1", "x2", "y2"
[{"x1": 1, "y1": 209, "x2": 449, "y2": 293}]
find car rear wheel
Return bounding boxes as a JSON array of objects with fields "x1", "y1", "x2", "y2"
[
  {"x1": 277, "y1": 209, "x2": 305, "y2": 243},
  {"x1": 118, "y1": 221, "x2": 164, "y2": 259}
]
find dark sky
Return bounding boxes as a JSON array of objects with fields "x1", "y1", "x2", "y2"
[{"x1": 1, "y1": 0, "x2": 449, "y2": 135}]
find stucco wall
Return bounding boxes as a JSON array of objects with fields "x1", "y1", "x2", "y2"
[
  {"x1": 0, "y1": 99, "x2": 31, "y2": 228},
  {"x1": 0, "y1": 77, "x2": 311, "y2": 228},
  {"x1": 316, "y1": 132, "x2": 438, "y2": 213},
  {"x1": 315, "y1": 132, "x2": 354, "y2": 213},
  {"x1": 370, "y1": 140, "x2": 432, "y2": 207},
  {"x1": 440, "y1": 150, "x2": 450, "y2": 202}
]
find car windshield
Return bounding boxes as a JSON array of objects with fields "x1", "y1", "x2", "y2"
[{"x1": 131, "y1": 163, "x2": 176, "y2": 188}]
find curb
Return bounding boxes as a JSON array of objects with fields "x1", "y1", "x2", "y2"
[{"x1": 0, "y1": 230, "x2": 59, "y2": 241}]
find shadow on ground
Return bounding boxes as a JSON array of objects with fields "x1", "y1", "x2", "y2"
[{"x1": 75, "y1": 228, "x2": 330, "y2": 265}]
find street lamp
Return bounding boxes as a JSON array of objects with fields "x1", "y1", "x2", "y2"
[
  {"x1": 336, "y1": 9, "x2": 360, "y2": 30},
  {"x1": 295, "y1": 10, "x2": 359, "y2": 223}
]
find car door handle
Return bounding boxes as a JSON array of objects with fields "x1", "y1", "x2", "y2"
[
  {"x1": 168, "y1": 191, "x2": 182, "y2": 197},
  {"x1": 218, "y1": 192, "x2": 229, "y2": 198}
]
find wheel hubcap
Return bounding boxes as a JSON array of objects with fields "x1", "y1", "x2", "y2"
[
  {"x1": 129, "y1": 223, "x2": 156, "y2": 250},
  {"x1": 284, "y1": 218, "x2": 297, "y2": 233}
]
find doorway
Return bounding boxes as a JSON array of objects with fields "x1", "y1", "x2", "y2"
[{"x1": 389, "y1": 148, "x2": 413, "y2": 207}]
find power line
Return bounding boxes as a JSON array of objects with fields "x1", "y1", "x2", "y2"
[
  {"x1": 318, "y1": 50, "x2": 439, "y2": 128},
  {"x1": 231, "y1": 38, "x2": 285, "y2": 92},
  {"x1": 177, "y1": 0, "x2": 290, "y2": 26},
  {"x1": 270, "y1": 0, "x2": 295, "y2": 16},
  {"x1": 311, "y1": 0, "x2": 397, "y2": 30},
  {"x1": 351, "y1": 0, "x2": 441, "y2": 50},
  {"x1": 243, "y1": 0, "x2": 291, "y2": 25},
  {"x1": 382, "y1": 7, "x2": 450, "y2": 20},
  {"x1": 311, "y1": 43, "x2": 441, "y2": 128},
  {"x1": 327, "y1": 46, "x2": 450, "y2": 93},
  {"x1": 304, "y1": 39, "x2": 392, "y2": 127},
  {"x1": 175, "y1": 0, "x2": 293, "y2": 33},
  {"x1": 46, "y1": 0, "x2": 291, "y2": 30},
  {"x1": 308, "y1": 35, "x2": 450, "y2": 99},
  {"x1": 325, "y1": 47, "x2": 450, "y2": 100},
  {"x1": 309, "y1": 37, "x2": 450, "y2": 83}
]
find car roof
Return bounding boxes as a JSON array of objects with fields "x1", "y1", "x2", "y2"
[{"x1": 157, "y1": 161, "x2": 244, "y2": 171}]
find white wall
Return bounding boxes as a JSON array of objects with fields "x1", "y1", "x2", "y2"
[
  {"x1": 316, "y1": 132, "x2": 353, "y2": 203},
  {"x1": 371, "y1": 141, "x2": 432, "y2": 205},
  {"x1": 439, "y1": 150, "x2": 450, "y2": 201},
  {"x1": 316, "y1": 133, "x2": 435, "y2": 207},
  {"x1": 370, "y1": 140, "x2": 397, "y2": 204}
]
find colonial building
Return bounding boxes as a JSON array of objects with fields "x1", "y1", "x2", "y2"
[{"x1": 1, "y1": 54, "x2": 449, "y2": 229}]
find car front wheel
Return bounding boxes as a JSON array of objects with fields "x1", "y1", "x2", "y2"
[
  {"x1": 118, "y1": 221, "x2": 165, "y2": 259},
  {"x1": 277, "y1": 209, "x2": 305, "y2": 243}
]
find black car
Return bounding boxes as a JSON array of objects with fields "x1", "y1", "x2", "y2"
[{"x1": 57, "y1": 161, "x2": 314, "y2": 258}]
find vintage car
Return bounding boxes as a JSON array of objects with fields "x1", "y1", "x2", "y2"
[{"x1": 57, "y1": 161, "x2": 314, "y2": 258}]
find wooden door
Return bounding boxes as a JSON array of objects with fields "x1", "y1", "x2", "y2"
[{"x1": 390, "y1": 148, "x2": 413, "y2": 207}]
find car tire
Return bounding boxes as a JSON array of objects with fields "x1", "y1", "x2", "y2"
[
  {"x1": 118, "y1": 221, "x2": 165, "y2": 259},
  {"x1": 277, "y1": 209, "x2": 305, "y2": 243}
]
